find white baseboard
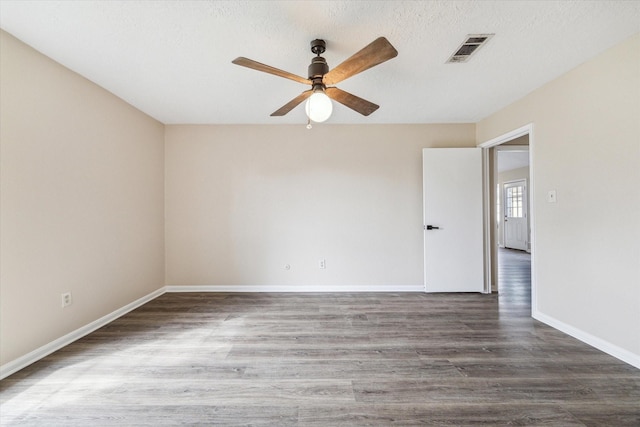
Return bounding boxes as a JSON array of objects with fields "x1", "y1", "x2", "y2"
[
  {"x1": 0, "y1": 287, "x2": 165, "y2": 380},
  {"x1": 165, "y1": 284, "x2": 425, "y2": 293},
  {"x1": 533, "y1": 310, "x2": 640, "y2": 369}
]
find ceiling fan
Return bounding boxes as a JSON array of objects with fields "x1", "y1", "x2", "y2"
[{"x1": 232, "y1": 37, "x2": 398, "y2": 122}]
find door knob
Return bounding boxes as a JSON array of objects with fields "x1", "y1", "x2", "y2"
[{"x1": 425, "y1": 225, "x2": 440, "y2": 230}]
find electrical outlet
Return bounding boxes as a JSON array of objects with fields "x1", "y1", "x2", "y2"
[
  {"x1": 61, "y1": 292, "x2": 72, "y2": 308},
  {"x1": 319, "y1": 259, "x2": 326, "y2": 269}
]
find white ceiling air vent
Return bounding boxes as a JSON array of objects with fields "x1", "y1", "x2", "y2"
[{"x1": 447, "y1": 34, "x2": 494, "y2": 63}]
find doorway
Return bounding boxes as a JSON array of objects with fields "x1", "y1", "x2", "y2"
[{"x1": 479, "y1": 124, "x2": 535, "y2": 313}]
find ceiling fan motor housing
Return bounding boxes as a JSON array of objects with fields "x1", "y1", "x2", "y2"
[{"x1": 308, "y1": 56, "x2": 329, "y2": 81}]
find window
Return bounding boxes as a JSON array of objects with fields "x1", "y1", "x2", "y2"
[{"x1": 505, "y1": 185, "x2": 524, "y2": 218}]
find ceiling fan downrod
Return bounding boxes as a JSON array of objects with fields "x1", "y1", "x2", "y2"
[{"x1": 308, "y1": 39, "x2": 329, "y2": 89}]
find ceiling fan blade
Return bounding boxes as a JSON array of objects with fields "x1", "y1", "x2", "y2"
[
  {"x1": 271, "y1": 90, "x2": 313, "y2": 116},
  {"x1": 325, "y1": 87, "x2": 379, "y2": 116},
  {"x1": 323, "y1": 37, "x2": 398, "y2": 86},
  {"x1": 232, "y1": 57, "x2": 311, "y2": 85}
]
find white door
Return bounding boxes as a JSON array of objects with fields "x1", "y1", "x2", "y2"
[
  {"x1": 423, "y1": 148, "x2": 484, "y2": 292},
  {"x1": 503, "y1": 180, "x2": 528, "y2": 251}
]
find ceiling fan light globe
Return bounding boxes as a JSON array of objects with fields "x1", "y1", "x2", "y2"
[{"x1": 305, "y1": 92, "x2": 332, "y2": 123}]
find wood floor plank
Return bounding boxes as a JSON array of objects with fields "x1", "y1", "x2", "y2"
[
  {"x1": 3, "y1": 405, "x2": 300, "y2": 426},
  {"x1": 299, "y1": 403, "x2": 586, "y2": 426}
]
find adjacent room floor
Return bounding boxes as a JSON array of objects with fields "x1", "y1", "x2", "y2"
[
  {"x1": 497, "y1": 246, "x2": 532, "y2": 309},
  {"x1": 1, "y1": 252, "x2": 638, "y2": 425}
]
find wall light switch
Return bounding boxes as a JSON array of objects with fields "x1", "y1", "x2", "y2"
[{"x1": 547, "y1": 190, "x2": 557, "y2": 203}]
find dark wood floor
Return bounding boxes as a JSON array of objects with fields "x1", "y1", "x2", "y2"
[
  {"x1": 497, "y1": 247, "x2": 532, "y2": 311},
  {"x1": 1, "y1": 250, "x2": 639, "y2": 425}
]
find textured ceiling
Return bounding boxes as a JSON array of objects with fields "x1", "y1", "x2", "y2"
[{"x1": 1, "y1": 0, "x2": 639, "y2": 125}]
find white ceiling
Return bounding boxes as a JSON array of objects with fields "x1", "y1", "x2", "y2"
[{"x1": 1, "y1": 1, "x2": 639, "y2": 125}]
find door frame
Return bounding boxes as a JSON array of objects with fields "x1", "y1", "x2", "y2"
[{"x1": 479, "y1": 123, "x2": 536, "y2": 314}]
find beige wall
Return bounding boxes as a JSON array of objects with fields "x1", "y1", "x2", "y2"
[
  {"x1": 165, "y1": 124, "x2": 475, "y2": 289},
  {"x1": 0, "y1": 31, "x2": 165, "y2": 364},
  {"x1": 477, "y1": 33, "x2": 640, "y2": 359}
]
